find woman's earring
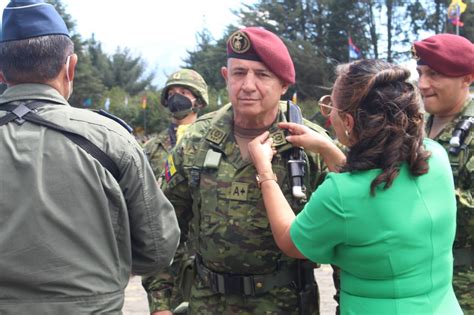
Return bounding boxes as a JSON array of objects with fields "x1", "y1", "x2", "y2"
[{"x1": 345, "y1": 129, "x2": 350, "y2": 138}]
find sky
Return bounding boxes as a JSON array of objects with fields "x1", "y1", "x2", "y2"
[{"x1": 0, "y1": 0, "x2": 255, "y2": 87}]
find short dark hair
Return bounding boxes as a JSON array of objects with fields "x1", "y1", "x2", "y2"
[
  {"x1": 0, "y1": 34, "x2": 74, "y2": 83},
  {"x1": 334, "y1": 59, "x2": 431, "y2": 195}
]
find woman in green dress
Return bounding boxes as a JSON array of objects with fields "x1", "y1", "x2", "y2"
[{"x1": 248, "y1": 59, "x2": 462, "y2": 314}]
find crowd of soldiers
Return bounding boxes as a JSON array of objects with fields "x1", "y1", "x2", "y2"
[{"x1": 0, "y1": 0, "x2": 472, "y2": 315}]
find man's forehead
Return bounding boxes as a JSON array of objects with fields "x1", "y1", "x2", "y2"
[{"x1": 228, "y1": 58, "x2": 271, "y2": 72}]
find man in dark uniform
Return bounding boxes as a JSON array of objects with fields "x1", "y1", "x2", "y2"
[
  {"x1": 413, "y1": 33, "x2": 474, "y2": 313},
  {"x1": 146, "y1": 26, "x2": 333, "y2": 314},
  {"x1": 0, "y1": 1, "x2": 179, "y2": 313}
]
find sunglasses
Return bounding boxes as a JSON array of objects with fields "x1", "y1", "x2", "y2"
[{"x1": 318, "y1": 95, "x2": 341, "y2": 117}]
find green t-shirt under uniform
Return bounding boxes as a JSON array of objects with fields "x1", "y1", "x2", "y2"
[{"x1": 291, "y1": 139, "x2": 462, "y2": 315}]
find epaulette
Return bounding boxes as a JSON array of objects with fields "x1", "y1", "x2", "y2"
[{"x1": 92, "y1": 109, "x2": 133, "y2": 134}]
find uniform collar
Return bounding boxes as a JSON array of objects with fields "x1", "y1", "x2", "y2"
[{"x1": 0, "y1": 83, "x2": 69, "y2": 106}]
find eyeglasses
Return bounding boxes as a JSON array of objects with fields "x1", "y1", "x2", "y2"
[{"x1": 318, "y1": 95, "x2": 340, "y2": 117}]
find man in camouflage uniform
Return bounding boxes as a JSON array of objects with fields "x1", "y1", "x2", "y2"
[
  {"x1": 413, "y1": 34, "x2": 474, "y2": 313},
  {"x1": 149, "y1": 27, "x2": 332, "y2": 315},
  {"x1": 143, "y1": 69, "x2": 209, "y2": 184},
  {"x1": 142, "y1": 69, "x2": 208, "y2": 313}
]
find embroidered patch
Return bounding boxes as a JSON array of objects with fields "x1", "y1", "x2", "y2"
[
  {"x1": 206, "y1": 127, "x2": 226, "y2": 144},
  {"x1": 164, "y1": 155, "x2": 176, "y2": 182},
  {"x1": 228, "y1": 182, "x2": 249, "y2": 201},
  {"x1": 271, "y1": 129, "x2": 287, "y2": 147}
]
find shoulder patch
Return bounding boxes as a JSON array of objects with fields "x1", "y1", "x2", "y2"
[{"x1": 164, "y1": 155, "x2": 177, "y2": 183}]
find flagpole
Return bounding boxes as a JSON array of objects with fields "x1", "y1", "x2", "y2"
[{"x1": 143, "y1": 107, "x2": 147, "y2": 137}]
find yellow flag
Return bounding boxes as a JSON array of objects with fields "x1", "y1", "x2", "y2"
[{"x1": 141, "y1": 96, "x2": 147, "y2": 109}]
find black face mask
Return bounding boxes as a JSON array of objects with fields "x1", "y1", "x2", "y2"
[{"x1": 167, "y1": 94, "x2": 193, "y2": 120}]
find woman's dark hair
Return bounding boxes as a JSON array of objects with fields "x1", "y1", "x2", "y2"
[
  {"x1": 333, "y1": 59, "x2": 431, "y2": 195},
  {"x1": 0, "y1": 35, "x2": 73, "y2": 84}
]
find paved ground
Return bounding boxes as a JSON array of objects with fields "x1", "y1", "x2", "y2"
[{"x1": 123, "y1": 264, "x2": 337, "y2": 314}]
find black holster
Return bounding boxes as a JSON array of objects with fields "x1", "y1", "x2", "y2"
[{"x1": 297, "y1": 260, "x2": 319, "y2": 315}]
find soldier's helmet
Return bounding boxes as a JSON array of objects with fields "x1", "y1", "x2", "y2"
[{"x1": 161, "y1": 69, "x2": 209, "y2": 108}]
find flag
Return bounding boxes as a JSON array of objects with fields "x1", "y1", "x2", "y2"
[
  {"x1": 104, "y1": 97, "x2": 110, "y2": 111},
  {"x1": 448, "y1": 0, "x2": 467, "y2": 26},
  {"x1": 348, "y1": 36, "x2": 362, "y2": 60},
  {"x1": 83, "y1": 97, "x2": 92, "y2": 107},
  {"x1": 141, "y1": 96, "x2": 147, "y2": 109},
  {"x1": 292, "y1": 91, "x2": 297, "y2": 103}
]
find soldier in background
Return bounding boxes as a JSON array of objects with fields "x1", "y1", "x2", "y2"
[
  {"x1": 142, "y1": 69, "x2": 208, "y2": 313},
  {"x1": 0, "y1": 1, "x2": 179, "y2": 313},
  {"x1": 413, "y1": 33, "x2": 474, "y2": 313},
  {"x1": 149, "y1": 26, "x2": 333, "y2": 315},
  {"x1": 143, "y1": 69, "x2": 208, "y2": 186}
]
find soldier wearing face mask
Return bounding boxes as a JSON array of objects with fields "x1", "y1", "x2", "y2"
[{"x1": 143, "y1": 69, "x2": 209, "y2": 185}]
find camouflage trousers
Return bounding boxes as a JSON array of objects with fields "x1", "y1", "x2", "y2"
[
  {"x1": 187, "y1": 277, "x2": 319, "y2": 315},
  {"x1": 453, "y1": 265, "x2": 474, "y2": 314}
]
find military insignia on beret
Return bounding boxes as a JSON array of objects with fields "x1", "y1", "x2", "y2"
[
  {"x1": 228, "y1": 31, "x2": 251, "y2": 54},
  {"x1": 411, "y1": 44, "x2": 420, "y2": 60}
]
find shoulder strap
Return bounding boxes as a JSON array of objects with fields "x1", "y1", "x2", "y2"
[{"x1": 0, "y1": 101, "x2": 120, "y2": 181}]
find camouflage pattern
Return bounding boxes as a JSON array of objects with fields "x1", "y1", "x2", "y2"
[
  {"x1": 426, "y1": 98, "x2": 474, "y2": 312},
  {"x1": 160, "y1": 102, "x2": 329, "y2": 314},
  {"x1": 143, "y1": 129, "x2": 172, "y2": 185},
  {"x1": 161, "y1": 69, "x2": 209, "y2": 108}
]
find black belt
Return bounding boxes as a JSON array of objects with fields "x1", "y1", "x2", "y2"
[{"x1": 195, "y1": 256, "x2": 296, "y2": 296}]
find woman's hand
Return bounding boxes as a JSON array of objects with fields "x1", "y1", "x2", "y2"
[
  {"x1": 278, "y1": 122, "x2": 327, "y2": 152},
  {"x1": 279, "y1": 122, "x2": 346, "y2": 172},
  {"x1": 248, "y1": 131, "x2": 276, "y2": 174}
]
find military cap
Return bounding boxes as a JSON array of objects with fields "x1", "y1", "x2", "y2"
[
  {"x1": 227, "y1": 27, "x2": 295, "y2": 84},
  {"x1": 1, "y1": 0, "x2": 69, "y2": 42},
  {"x1": 412, "y1": 33, "x2": 474, "y2": 77}
]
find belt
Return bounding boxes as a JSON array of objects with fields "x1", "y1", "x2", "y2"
[
  {"x1": 195, "y1": 256, "x2": 296, "y2": 296},
  {"x1": 454, "y1": 247, "x2": 473, "y2": 267}
]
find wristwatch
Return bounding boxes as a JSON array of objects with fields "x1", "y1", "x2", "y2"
[{"x1": 256, "y1": 172, "x2": 277, "y2": 188}]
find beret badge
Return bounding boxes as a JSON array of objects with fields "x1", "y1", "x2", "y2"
[{"x1": 228, "y1": 31, "x2": 251, "y2": 54}]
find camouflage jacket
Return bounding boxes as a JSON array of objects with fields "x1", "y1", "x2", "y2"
[
  {"x1": 144, "y1": 129, "x2": 173, "y2": 179},
  {"x1": 154, "y1": 102, "x2": 328, "y2": 310},
  {"x1": 426, "y1": 97, "x2": 474, "y2": 253}
]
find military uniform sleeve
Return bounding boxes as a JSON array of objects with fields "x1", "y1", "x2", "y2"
[
  {"x1": 142, "y1": 132, "x2": 195, "y2": 312},
  {"x1": 119, "y1": 142, "x2": 180, "y2": 275}
]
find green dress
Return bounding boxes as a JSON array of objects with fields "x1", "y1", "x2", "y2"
[{"x1": 291, "y1": 139, "x2": 462, "y2": 314}]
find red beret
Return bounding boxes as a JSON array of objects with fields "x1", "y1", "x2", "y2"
[
  {"x1": 412, "y1": 34, "x2": 474, "y2": 77},
  {"x1": 227, "y1": 27, "x2": 295, "y2": 85}
]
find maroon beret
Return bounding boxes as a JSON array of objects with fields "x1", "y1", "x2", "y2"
[
  {"x1": 412, "y1": 33, "x2": 474, "y2": 77},
  {"x1": 227, "y1": 27, "x2": 295, "y2": 84}
]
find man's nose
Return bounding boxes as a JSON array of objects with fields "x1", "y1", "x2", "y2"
[
  {"x1": 242, "y1": 73, "x2": 257, "y2": 91},
  {"x1": 417, "y1": 75, "x2": 430, "y2": 91}
]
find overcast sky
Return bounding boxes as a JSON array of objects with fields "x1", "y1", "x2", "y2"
[{"x1": 0, "y1": 0, "x2": 254, "y2": 86}]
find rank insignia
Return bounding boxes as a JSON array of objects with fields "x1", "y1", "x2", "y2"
[
  {"x1": 206, "y1": 127, "x2": 226, "y2": 144},
  {"x1": 228, "y1": 31, "x2": 251, "y2": 54},
  {"x1": 270, "y1": 129, "x2": 287, "y2": 147}
]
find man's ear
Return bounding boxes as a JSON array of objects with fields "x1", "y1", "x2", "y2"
[
  {"x1": 281, "y1": 82, "x2": 289, "y2": 96},
  {"x1": 67, "y1": 53, "x2": 78, "y2": 81},
  {"x1": 461, "y1": 73, "x2": 474, "y2": 88},
  {"x1": 221, "y1": 66, "x2": 228, "y2": 83}
]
